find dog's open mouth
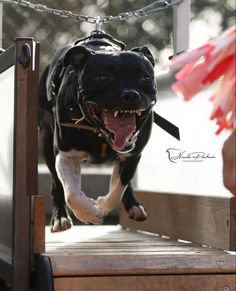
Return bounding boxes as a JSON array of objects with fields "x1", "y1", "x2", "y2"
[{"x1": 87, "y1": 102, "x2": 150, "y2": 153}]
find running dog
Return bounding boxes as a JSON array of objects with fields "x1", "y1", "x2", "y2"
[{"x1": 39, "y1": 32, "x2": 157, "y2": 232}]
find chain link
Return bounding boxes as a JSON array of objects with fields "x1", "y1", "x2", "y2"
[{"x1": 0, "y1": 0, "x2": 184, "y2": 25}]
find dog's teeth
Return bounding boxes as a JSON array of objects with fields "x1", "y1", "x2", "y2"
[
  {"x1": 137, "y1": 110, "x2": 141, "y2": 116},
  {"x1": 114, "y1": 111, "x2": 119, "y2": 118}
]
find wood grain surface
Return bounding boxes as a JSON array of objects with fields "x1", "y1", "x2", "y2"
[
  {"x1": 43, "y1": 225, "x2": 235, "y2": 277},
  {"x1": 53, "y1": 274, "x2": 236, "y2": 291},
  {"x1": 119, "y1": 191, "x2": 236, "y2": 251}
]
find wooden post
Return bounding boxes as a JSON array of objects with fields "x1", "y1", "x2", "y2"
[
  {"x1": 0, "y1": 2, "x2": 2, "y2": 48},
  {"x1": 173, "y1": 0, "x2": 190, "y2": 53},
  {"x1": 33, "y1": 196, "x2": 46, "y2": 254}
]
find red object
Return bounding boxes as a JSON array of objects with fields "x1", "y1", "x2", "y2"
[{"x1": 170, "y1": 26, "x2": 236, "y2": 134}]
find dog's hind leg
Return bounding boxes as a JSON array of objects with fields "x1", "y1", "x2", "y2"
[
  {"x1": 120, "y1": 155, "x2": 148, "y2": 221},
  {"x1": 122, "y1": 184, "x2": 148, "y2": 221},
  {"x1": 39, "y1": 109, "x2": 73, "y2": 232}
]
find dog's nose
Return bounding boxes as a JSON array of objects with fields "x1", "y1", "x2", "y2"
[{"x1": 121, "y1": 90, "x2": 141, "y2": 106}]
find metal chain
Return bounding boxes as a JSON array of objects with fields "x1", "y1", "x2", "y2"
[{"x1": 0, "y1": 0, "x2": 184, "y2": 26}]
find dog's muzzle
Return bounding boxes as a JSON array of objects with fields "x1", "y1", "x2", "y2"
[{"x1": 80, "y1": 99, "x2": 155, "y2": 154}]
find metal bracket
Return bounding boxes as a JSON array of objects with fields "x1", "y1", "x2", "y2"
[
  {"x1": 95, "y1": 16, "x2": 102, "y2": 31},
  {"x1": 18, "y1": 43, "x2": 31, "y2": 68},
  {"x1": 173, "y1": 0, "x2": 190, "y2": 53}
]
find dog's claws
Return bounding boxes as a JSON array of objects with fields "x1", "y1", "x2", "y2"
[{"x1": 50, "y1": 216, "x2": 73, "y2": 232}]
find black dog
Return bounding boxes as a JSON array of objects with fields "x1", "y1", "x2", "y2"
[{"x1": 39, "y1": 32, "x2": 157, "y2": 232}]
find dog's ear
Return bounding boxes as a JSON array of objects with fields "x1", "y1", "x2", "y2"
[
  {"x1": 64, "y1": 45, "x2": 94, "y2": 68},
  {"x1": 131, "y1": 46, "x2": 155, "y2": 67}
]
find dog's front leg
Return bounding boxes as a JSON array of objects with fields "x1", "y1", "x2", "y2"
[
  {"x1": 97, "y1": 160, "x2": 126, "y2": 215},
  {"x1": 55, "y1": 151, "x2": 104, "y2": 224},
  {"x1": 97, "y1": 155, "x2": 147, "y2": 221}
]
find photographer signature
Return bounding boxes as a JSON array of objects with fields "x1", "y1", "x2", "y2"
[{"x1": 166, "y1": 148, "x2": 216, "y2": 163}]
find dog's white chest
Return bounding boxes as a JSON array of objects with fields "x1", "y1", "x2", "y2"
[{"x1": 58, "y1": 149, "x2": 90, "y2": 160}]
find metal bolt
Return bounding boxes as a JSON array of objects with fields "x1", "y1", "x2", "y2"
[
  {"x1": 224, "y1": 287, "x2": 230, "y2": 291},
  {"x1": 85, "y1": 288, "x2": 91, "y2": 291}
]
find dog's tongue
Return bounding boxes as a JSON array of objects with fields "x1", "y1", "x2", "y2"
[{"x1": 104, "y1": 112, "x2": 136, "y2": 151}]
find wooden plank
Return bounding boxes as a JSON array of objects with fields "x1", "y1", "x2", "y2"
[
  {"x1": 45, "y1": 225, "x2": 194, "y2": 247},
  {"x1": 119, "y1": 191, "x2": 236, "y2": 251},
  {"x1": 46, "y1": 246, "x2": 221, "y2": 255},
  {"x1": 33, "y1": 196, "x2": 46, "y2": 254},
  {"x1": 44, "y1": 225, "x2": 223, "y2": 254},
  {"x1": 13, "y1": 38, "x2": 39, "y2": 291},
  {"x1": 53, "y1": 274, "x2": 236, "y2": 291},
  {"x1": 48, "y1": 252, "x2": 235, "y2": 277},
  {"x1": 44, "y1": 226, "x2": 235, "y2": 277},
  {"x1": 26, "y1": 40, "x2": 39, "y2": 196},
  {"x1": 230, "y1": 196, "x2": 236, "y2": 250}
]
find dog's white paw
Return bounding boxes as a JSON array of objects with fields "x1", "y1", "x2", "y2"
[
  {"x1": 67, "y1": 194, "x2": 105, "y2": 225},
  {"x1": 96, "y1": 196, "x2": 115, "y2": 215},
  {"x1": 74, "y1": 203, "x2": 104, "y2": 225},
  {"x1": 128, "y1": 205, "x2": 148, "y2": 221},
  {"x1": 50, "y1": 216, "x2": 73, "y2": 232}
]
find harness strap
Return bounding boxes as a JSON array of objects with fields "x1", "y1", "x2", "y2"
[
  {"x1": 153, "y1": 111, "x2": 180, "y2": 140},
  {"x1": 60, "y1": 122, "x2": 100, "y2": 134},
  {"x1": 60, "y1": 111, "x2": 180, "y2": 141}
]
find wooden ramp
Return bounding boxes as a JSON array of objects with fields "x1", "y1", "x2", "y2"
[{"x1": 35, "y1": 224, "x2": 236, "y2": 291}]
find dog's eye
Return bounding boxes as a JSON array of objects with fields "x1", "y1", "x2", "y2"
[
  {"x1": 140, "y1": 75, "x2": 152, "y2": 86},
  {"x1": 97, "y1": 74, "x2": 110, "y2": 84}
]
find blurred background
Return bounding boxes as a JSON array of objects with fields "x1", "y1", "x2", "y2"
[
  {"x1": 2, "y1": 0, "x2": 235, "y2": 71},
  {"x1": 1, "y1": 0, "x2": 235, "y2": 221}
]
